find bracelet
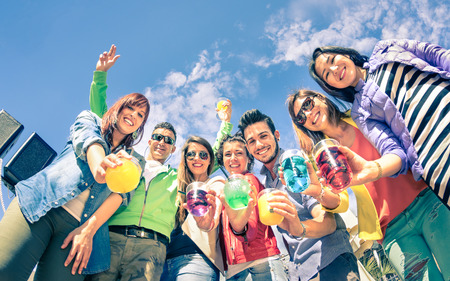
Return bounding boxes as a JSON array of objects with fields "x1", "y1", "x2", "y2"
[
  {"x1": 299, "y1": 221, "x2": 306, "y2": 240},
  {"x1": 230, "y1": 223, "x2": 248, "y2": 236},
  {"x1": 313, "y1": 186, "x2": 325, "y2": 201},
  {"x1": 374, "y1": 161, "x2": 383, "y2": 181}
]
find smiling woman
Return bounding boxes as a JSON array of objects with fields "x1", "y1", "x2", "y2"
[
  {"x1": 286, "y1": 89, "x2": 450, "y2": 281},
  {"x1": 309, "y1": 39, "x2": 450, "y2": 209},
  {"x1": 162, "y1": 136, "x2": 226, "y2": 281},
  {"x1": 0, "y1": 92, "x2": 149, "y2": 281},
  {"x1": 215, "y1": 133, "x2": 288, "y2": 280}
]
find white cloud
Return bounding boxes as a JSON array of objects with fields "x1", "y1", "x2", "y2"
[
  {"x1": 134, "y1": 44, "x2": 257, "y2": 167},
  {"x1": 261, "y1": 0, "x2": 449, "y2": 67}
]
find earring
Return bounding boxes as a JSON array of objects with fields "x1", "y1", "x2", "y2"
[{"x1": 132, "y1": 131, "x2": 138, "y2": 140}]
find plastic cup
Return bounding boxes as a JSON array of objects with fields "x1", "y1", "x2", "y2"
[
  {"x1": 257, "y1": 188, "x2": 284, "y2": 226},
  {"x1": 279, "y1": 149, "x2": 310, "y2": 193},
  {"x1": 312, "y1": 139, "x2": 352, "y2": 192},
  {"x1": 105, "y1": 157, "x2": 142, "y2": 193},
  {"x1": 215, "y1": 97, "x2": 229, "y2": 120},
  {"x1": 186, "y1": 182, "x2": 210, "y2": 217},
  {"x1": 223, "y1": 174, "x2": 251, "y2": 210}
]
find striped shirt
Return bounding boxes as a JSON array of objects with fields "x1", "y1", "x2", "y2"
[{"x1": 368, "y1": 62, "x2": 450, "y2": 206}]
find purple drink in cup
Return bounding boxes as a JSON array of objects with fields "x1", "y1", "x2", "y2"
[
  {"x1": 186, "y1": 182, "x2": 210, "y2": 216},
  {"x1": 313, "y1": 139, "x2": 352, "y2": 192}
]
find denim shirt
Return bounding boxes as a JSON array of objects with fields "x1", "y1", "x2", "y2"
[
  {"x1": 15, "y1": 110, "x2": 144, "y2": 274},
  {"x1": 259, "y1": 148, "x2": 353, "y2": 281}
]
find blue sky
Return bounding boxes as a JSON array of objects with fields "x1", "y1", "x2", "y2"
[{"x1": 1, "y1": 0, "x2": 448, "y2": 216}]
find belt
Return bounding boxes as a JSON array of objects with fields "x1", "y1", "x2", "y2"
[{"x1": 109, "y1": 225, "x2": 169, "y2": 246}]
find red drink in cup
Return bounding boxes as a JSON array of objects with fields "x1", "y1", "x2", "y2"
[{"x1": 313, "y1": 139, "x2": 352, "y2": 192}]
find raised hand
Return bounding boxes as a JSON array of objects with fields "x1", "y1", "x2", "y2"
[
  {"x1": 216, "y1": 99, "x2": 232, "y2": 122},
  {"x1": 96, "y1": 44, "x2": 120, "y2": 72}
]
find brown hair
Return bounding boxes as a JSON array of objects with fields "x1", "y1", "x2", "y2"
[
  {"x1": 286, "y1": 89, "x2": 347, "y2": 152},
  {"x1": 102, "y1": 93, "x2": 150, "y2": 148}
]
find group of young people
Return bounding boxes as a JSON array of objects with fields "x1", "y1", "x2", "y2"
[{"x1": 0, "y1": 39, "x2": 448, "y2": 281}]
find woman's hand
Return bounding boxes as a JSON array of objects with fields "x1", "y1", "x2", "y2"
[
  {"x1": 216, "y1": 99, "x2": 232, "y2": 122},
  {"x1": 338, "y1": 146, "x2": 380, "y2": 186},
  {"x1": 92, "y1": 149, "x2": 132, "y2": 184},
  {"x1": 96, "y1": 44, "x2": 120, "y2": 72},
  {"x1": 61, "y1": 222, "x2": 96, "y2": 275},
  {"x1": 219, "y1": 187, "x2": 256, "y2": 232},
  {"x1": 184, "y1": 189, "x2": 218, "y2": 231}
]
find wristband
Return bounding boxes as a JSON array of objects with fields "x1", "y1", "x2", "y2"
[
  {"x1": 374, "y1": 161, "x2": 383, "y2": 181},
  {"x1": 313, "y1": 186, "x2": 325, "y2": 201},
  {"x1": 231, "y1": 223, "x2": 248, "y2": 236},
  {"x1": 299, "y1": 221, "x2": 306, "y2": 240}
]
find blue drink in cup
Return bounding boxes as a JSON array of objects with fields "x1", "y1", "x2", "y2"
[
  {"x1": 223, "y1": 174, "x2": 251, "y2": 210},
  {"x1": 279, "y1": 149, "x2": 310, "y2": 193},
  {"x1": 186, "y1": 182, "x2": 210, "y2": 216}
]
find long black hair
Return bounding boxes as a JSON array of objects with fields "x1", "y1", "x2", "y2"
[{"x1": 309, "y1": 46, "x2": 369, "y2": 103}]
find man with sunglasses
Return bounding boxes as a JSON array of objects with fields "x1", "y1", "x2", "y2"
[
  {"x1": 238, "y1": 109, "x2": 360, "y2": 281},
  {"x1": 86, "y1": 45, "x2": 233, "y2": 280}
]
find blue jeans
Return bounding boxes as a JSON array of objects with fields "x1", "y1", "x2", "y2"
[
  {"x1": 0, "y1": 198, "x2": 85, "y2": 281},
  {"x1": 312, "y1": 252, "x2": 360, "y2": 281},
  {"x1": 227, "y1": 258, "x2": 288, "y2": 281},
  {"x1": 160, "y1": 253, "x2": 219, "y2": 281},
  {"x1": 383, "y1": 188, "x2": 449, "y2": 281}
]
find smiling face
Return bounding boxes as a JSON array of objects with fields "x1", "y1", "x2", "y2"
[
  {"x1": 314, "y1": 53, "x2": 361, "y2": 89},
  {"x1": 148, "y1": 128, "x2": 176, "y2": 163},
  {"x1": 244, "y1": 121, "x2": 280, "y2": 165},
  {"x1": 223, "y1": 141, "x2": 249, "y2": 175},
  {"x1": 114, "y1": 105, "x2": 147, "y2": 139},
  {"x1": 293, "y1": 95, "x2": 330, "y2": 132},
  {"x1": 185, "y1": 142, "x2": 211, "y2": 180}
]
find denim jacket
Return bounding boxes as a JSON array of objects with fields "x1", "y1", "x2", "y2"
[{"x1": 15, "y1": 110, "x2": 144, "y2": 274}]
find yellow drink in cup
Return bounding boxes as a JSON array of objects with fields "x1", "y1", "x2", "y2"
[
  {"x1": 105, "y1": 157, "x2": 141, "y2": 193},
  {"x1": 216, "y1": 100, "x2": 228, "y2": 111},
  {"x1": 215, "y1": 97, "x2": 229, "y2": 120},
  {"x1": 257, "y1": 188, "x2": 284, "y2": 226}
]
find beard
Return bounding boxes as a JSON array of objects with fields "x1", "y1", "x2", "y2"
[{"x1": 261, "y1": 139, "x2": 279, "y2": 164}]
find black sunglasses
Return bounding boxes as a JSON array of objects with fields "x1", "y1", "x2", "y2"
[
  {"x1": 293, "y1": 96, "x2": 316, "y2": 126},
  {"x1": 151, "y1": 134, "x2": 175, "y2": 145},
  {"x1": 186, "y1": 150, "x2": 209, "y2": 161}
]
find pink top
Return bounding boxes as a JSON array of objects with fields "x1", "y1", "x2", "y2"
[{"x1": 351, "y1": 127, "x2": 427, "y2": 240}]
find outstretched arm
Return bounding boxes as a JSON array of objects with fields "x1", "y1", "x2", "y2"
[
  {"x1": 89, "y1": 44, "x2": 120, "y2": 117},
  {"x1": 268, "y1": 190, "x2": 336, "y2": 238},
  {"x1": 61, "y1": 149, "x2": 132, "y2": 274}
]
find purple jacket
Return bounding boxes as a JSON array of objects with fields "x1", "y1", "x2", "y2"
[{"x1": 352, "y1": 39, "x2": 450, "y2": 180}]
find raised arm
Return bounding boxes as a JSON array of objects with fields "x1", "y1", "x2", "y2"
[
  {"x1": 89, "y1": 44, "x2": 120, "y2": 117},
  {"x1": 212, "y1": 99, "x2": 233, "y2": 172}
]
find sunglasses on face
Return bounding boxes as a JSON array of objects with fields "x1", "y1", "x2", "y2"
[
  {"x1": 151, "y1": 134, "x2": 175, "y2": 145},
  {"x1": 293, "y1": 96, "x2": 316, "y2": 126},
  {"x1": 186, "y1": 150, "x2": 209, "y2": 161}
]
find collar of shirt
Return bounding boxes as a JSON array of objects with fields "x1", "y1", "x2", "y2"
[
  {"x1": 259, "y1": 148, "x2": 284, "y2": 189},
  {"x1": 143, "y1": 160, "x2": 169, "y2": 184}
]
